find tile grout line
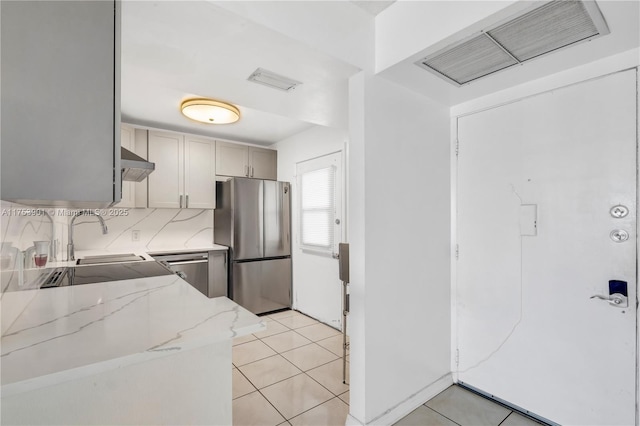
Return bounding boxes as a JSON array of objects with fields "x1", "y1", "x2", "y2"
[
  {"x1": 258, "y1": 330, "x2": 314, "y2": 353},
  {"x1": 233, "y1": 310, "x2": 348, "y2": 425},
  {"x1": 238, "y1": 357, "x2": 305, "y2": 391},
  {"x1": 232, "y1": 369, "x2": 257, "y2": 401},
  {"x1": 497, "y1": 411, "x2": 515, "y2": 426},
  {"x1": 271, "y1": 342, "x2": 342, "y2": 372},
  {"x1": 300, "y1": 365, "x2": 349, "y2": 400},
  {"x1": 424, "y1": 405, "x2": 462, "y2": 426},
  {"x1": 236, "y1": 352, "x2": 346, "y2": 403},
  {"x1": 245, "y1": 338, "x2": 347, "y2": 396},
  {"x1": 236, "y1": 367, "x2": 289, "y2": 424},
  {"x1": 286, "y1": 395, "x2": 347, "y2": 423}
]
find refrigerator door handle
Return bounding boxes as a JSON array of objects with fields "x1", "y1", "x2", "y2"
[{"x1": 258, "y1": 181, "x2": 264, "y2": 256}]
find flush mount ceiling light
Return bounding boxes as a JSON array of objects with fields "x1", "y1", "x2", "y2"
[
  {"x1": 180, "y1": 99, "x2": 240, "y2": 124},
  {"x1": 416, "y1": 0, "x2": 610, "y2": 86},
  {"x1": 248, "y1": 68, "x2": 302, "y2": 92}
]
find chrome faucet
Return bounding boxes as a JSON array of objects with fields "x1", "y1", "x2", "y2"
[
  {"x1": 67, "y1": 211, "x2": 108, "y2": 261},
  {"x1": 41, "y1": 210, "x2": 57, "y2": 261}
]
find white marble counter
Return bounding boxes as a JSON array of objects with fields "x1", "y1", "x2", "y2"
[{"x1": 1, "y1": 275, "x2": 263, "y2": 396}]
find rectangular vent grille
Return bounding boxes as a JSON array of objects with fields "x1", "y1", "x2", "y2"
[
  {"x1": 488, "y1": 0, "x2": 599, "y2": 62},
  {"x1": 248, "y1": 68, "x2": 302, "y2": 92},
  {"x1": 421, "y1": 34, "x2": 518, "y2": 86},
  {"x1": 416, "y1": 0, "x2": 609, "y2": 86}
]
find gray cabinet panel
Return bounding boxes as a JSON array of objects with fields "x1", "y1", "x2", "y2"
[
  {"x1": 249, "y1": 147, "x2": 277, "y2": 180},
  {"x1": 1, "y1": 1, "x2": 120, "y2": 207},
  {"x1": 209, "y1": 251, "x2": 228, "y2": 298}
]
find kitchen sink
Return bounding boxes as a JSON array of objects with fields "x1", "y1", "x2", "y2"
[{"x1": 76, "y1": 253, "x2": 145, "y2": 265}]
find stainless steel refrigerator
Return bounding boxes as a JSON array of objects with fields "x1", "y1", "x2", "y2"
[{"x1": 214, "y1": 178, "x2": 291, "y2": 314}]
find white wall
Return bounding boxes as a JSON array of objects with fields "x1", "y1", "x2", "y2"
[
  {"x1": 272, "y1": 126, "x2": 348, "y2": 328},
  {"x1": 348, "y1": 72, "x2": 452, "y2": 424},
  {"x1": 213, "y1": 1, "x2": 374, "y2": 70}
]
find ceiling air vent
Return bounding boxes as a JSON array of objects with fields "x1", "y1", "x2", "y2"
[
  {"x1": 416, "y1": 0, "x2": 609, "y2": 86},
  {"x1": 248, "y1": 68, "x2": 302, "y2": 92}
]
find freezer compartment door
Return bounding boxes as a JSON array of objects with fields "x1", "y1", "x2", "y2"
[
  {"x1": 232, "y1": 258, "x2": 291, "y2": 315},
  {"x1": 233, "y1": 178, "x2": 264, "y2": 260},
  {"x1": 264, "y1": 181, "x2": 291, "y2": 258}
]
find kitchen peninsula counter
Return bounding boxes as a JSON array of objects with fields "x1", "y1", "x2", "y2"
[{"x1": 1, "y1": 275, "x2": 264, "y2": 425}]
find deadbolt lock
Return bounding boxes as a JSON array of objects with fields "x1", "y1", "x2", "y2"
[
  {"x1": 610, "y1": 229, "x2": 629, "y2": 243},
  {"x1": 610, "y1": 205, "x2": 629, "y2": 218}
]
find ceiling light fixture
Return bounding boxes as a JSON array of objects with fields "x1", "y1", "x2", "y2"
[{"x1": 180, "y1": 99, "x2": 240, "y2": 124}]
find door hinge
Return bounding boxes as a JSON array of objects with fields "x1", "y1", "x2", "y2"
[
  {"x1": 455, "y1": 139, "x2": 459, "y2": 157},
  {"x1": 455, "y1": 244, "x2": 459, "y2": 260},
  {"x1": 455, "y1": 349, "x2": 460, "y2": 366}
]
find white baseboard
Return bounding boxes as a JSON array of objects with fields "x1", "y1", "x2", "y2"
[{"x1": 344, "y1": 373, "x2": 453, "y2": 426}]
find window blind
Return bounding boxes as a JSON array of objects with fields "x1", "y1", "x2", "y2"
[{"x1": 300, "y1": 165, "x2": 335, "y2": 250}]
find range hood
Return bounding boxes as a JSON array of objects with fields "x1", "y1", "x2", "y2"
[{"x1": 121, "y1": 147, "x2": 155, "y2": 182}]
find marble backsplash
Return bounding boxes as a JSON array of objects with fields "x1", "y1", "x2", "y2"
[
  {"x1": 0, "y1": 201, "x2": 214, "y2": 266},
  {"x1": 70, "y1": 208, "x2": 214, "y2": 254}
]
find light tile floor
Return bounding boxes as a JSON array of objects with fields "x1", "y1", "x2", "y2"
[
  {"x1": 395, "y1": 386, "x2": 544, "y2": 426},
  {"x1": 232, "y1": 310, "x2": 349, "y2": 426},
  {"x1": 232, "y1": 310, "x2": 543, "y2": 426}
]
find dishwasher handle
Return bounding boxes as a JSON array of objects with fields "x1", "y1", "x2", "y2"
[
  {"x1": 151, "y1": 252, "x2": 208, "y2": 263},
  {"x1": 165, "y1": 259, "x2": 208, "y2": 266}
]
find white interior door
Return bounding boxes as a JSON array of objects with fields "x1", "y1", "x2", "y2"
[
  {"x1": 456, "y1": 70, "x2": 637, "y2": 425},
  {"x1": 293, "y1": 152, "x2": 344, "y2": 328}
]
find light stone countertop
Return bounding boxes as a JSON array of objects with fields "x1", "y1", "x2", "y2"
[
  {"x1": 1, "y1": 274, "x2": 264, "y2": 396},
  {"x1": 45, "y1": 244, "x2": 229, "y2": 268}
]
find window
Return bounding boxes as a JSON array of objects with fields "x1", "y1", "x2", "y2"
[
  {"x1": 300, "y1": 166, "x2": 335, "y2": 248},
  {"x1": 297, "y1": 152, "x2": 342, "y2": 255}
]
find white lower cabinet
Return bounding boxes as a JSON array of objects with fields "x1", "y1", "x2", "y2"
[{"x1": 148, "y1": 131, "x2": 215, "y2": 209}]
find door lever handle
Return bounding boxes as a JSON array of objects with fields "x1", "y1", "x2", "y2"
[{"x1": 590, "y1": 293, "x2": 628, "y2": 308}]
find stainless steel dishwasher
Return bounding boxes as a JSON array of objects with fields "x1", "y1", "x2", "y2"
[{"x1": 151, "y1": 251, "x2": 227, "y2": 298}]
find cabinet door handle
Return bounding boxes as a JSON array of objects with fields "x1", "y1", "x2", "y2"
[
  {"x1": 179, "y1": 194, "x2": 183, "y2": 208},
  {"x1": 186, "y1": 194, "x2": 189, "y2": 208},
  {"x1": 244, "y1": 165, "x2": 249, "y2": 177},
  {"x1": 250, "y1": 166, "x2": 254, "y2": 177}
]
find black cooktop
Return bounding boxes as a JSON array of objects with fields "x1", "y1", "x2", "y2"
[{"x1": 37, "y1": 261, "x2": 175, "y2": 289}]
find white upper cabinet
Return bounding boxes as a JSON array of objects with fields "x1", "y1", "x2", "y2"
[
  {"x1": 249, "y1": 147, "x2": 277, "y2": 180},
  {"x1": 148, "y1": 131, "x2": 215, "y2": 209},
  {"x1": 216, "y1": 141, "x2": 277, "y2": 180},
  {"x1": 148, "y1": 131, "x2": 185, "y2": 208},
  {"x1": 0, "y1": 1, "x2": 120, "y2": 207},
  {"x1": 184, "y1": 136, "x2": 216, "y2": 209},
  {"x1": 215, "y1": 142, "x2": 249, "y2": 177}
]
